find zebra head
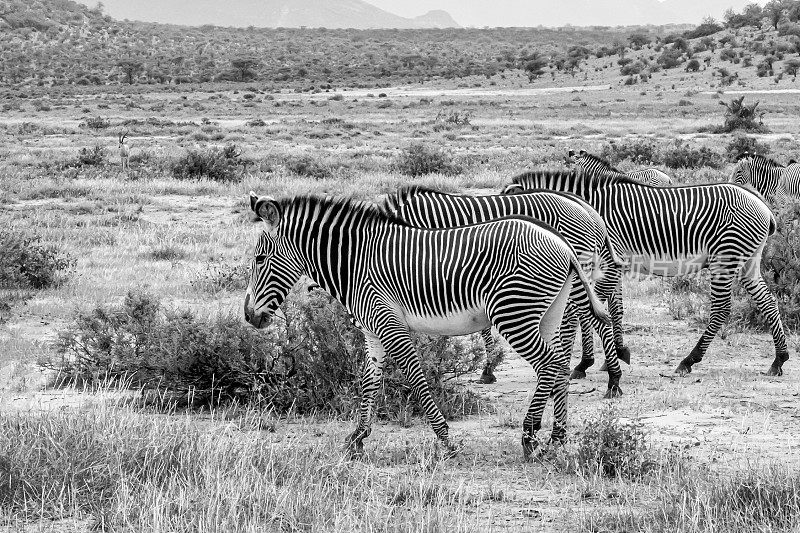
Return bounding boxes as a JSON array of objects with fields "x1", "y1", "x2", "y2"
[{"x1": 244, "y1": 192, "x2": 303, "y2": 329}]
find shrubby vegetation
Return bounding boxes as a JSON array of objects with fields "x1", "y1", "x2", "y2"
[
  {"x1": 393, "y1": 144, "x2": 462, "y2": 177},
  {"x1": 0, "y1": 229, "x2": 74, "y2": 290},
  {"x1": 47, "y1": 288, "x2": 487, "y2": 419},
  {"x1": 171, "y1": 144, "x2": 248, "y2": 181}
]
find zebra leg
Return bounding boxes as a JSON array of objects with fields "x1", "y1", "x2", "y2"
[
  {"x1": 345, "y1": 334, "x2": 385, "y2": 458},
  {"x1": 478, "y1": 328, "x2": 503, "y2": 384},
  {"x1": 381, "y1": 324, "x2": 452, "y2": 449},
  {"x1": 491, "y1": 273, "x2": 571, "y2": 461},
  {"x1": 549, "y1": 326, "x2": 571, "y2": 445},
  {"x1": 676, "y1": 264, "x2": 737, "y2": 376},
  {"x1": 739, "y1": 266, "x2": 789, "y2": 376}
]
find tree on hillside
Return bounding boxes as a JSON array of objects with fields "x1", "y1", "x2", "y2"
[
  {"x1": 628, "y1": 33, "x2": 650, "y2": 50},
  {"x1": 231, "y1": 56, "x2": 260, "y2": 81},
  {"x1": 765, "y1": 0, "x2": 787, "y2": 30},
  {"x1": 117, "y1": 59, "x2": 143, "y2": 84},
  {"x1": 523, "y1": 53, "x2": 548, "y2": 81},
  {"x1": 785, "y1": 58, "x2": 800, "y2": 79}
]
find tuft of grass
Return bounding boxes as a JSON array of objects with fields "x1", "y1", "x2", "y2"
[
  {"x1": 146, "y1": 244, "x2": 188, "y2": 262},
  {"x1": 392, "y1": 144, "x2": 462, "y2": 177}
]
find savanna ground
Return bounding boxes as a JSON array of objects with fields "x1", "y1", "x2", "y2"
[{"x1": 2, "y1": 68, "x2": 800, "y2": 532}]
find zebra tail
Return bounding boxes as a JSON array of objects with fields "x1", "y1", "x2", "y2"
[
  {"x1": 569, "y1": 254, "x2": 611, "y2": 327},
  {"x1": 603, "y1": 232, "x2": 626, "y2": 268}
]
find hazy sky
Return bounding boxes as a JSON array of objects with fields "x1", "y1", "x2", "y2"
[{"x1": 363, "y1": 0, "x2": 767, "y2": 27}]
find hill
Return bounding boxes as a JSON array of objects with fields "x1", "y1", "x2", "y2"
[{"x1": 74, "y1": 0, "x2": 460, "y2": 29}]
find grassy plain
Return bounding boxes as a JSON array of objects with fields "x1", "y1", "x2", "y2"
[{"x1": 2, "y1": 64, "x2": 800, "y2": 531}]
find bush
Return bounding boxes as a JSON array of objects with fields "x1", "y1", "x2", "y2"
[
  {"x1": 392, "y1": 144, "x2": 461, "y2": 177},
  {"x1": 662, "y1": 140, "x2": 722, "y2": 169},
  {"x1": 734, "y1": 201, "x2": 800, "y2": 331},
  {"x1": 74, "y1": 145, "x2": 105, "y2": 167},
  {"x1": 48, "y1": 289, "x2": 488, "y2": 419},
  {"x1": 285, "y1": 155, "x2": 335, "y2": 180},
  {"x1": 567, "y1": 404, "x2": 657, "y2": 479},
  {"x1": 0, "y1": 230, "x2": 74, "y2": 290},
  {"x1": 171, "y1": 144, "x2": 247, "y2": 182},
  {"x1": 600, "y1": 139, "x2": 660, "y2": 165},
  {"x1": 191, "y1": 260, "x2": 249, "y2": 294},
  {"x1": 717, "y1": 96, "x2": 768, "y2": 133},
  {"x1": 725, "y1": 134, "x2": 771, "y2": 161},
  {"x1": 83, "y1": 116, "x2": 110, "y2": 129}
]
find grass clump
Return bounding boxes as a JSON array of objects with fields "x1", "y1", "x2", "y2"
[
  {"x1": 566, "y1": 404, "x2": 657, "y2": 479},
  {"x1": 285, "y1": 154, "x2": 336, "y2": 179},
  {"x1": 190, "y1": 260, "x2": 249, "y2": 294},
  {"x1": 73, "y1": 145, "x2": 106, "y2": 167},
  {"x1": 48, "y1": 288, "x2": 488, "y2": 419},
  {"x1": 393, "y1": 143, "x2": 462, "y2": 177},
  {"x1": 0, "y1": 229, "x2": 74, "y2": 290},
  {"x1": 171, "y1": 144, "x2": 247, "y2": 182}
]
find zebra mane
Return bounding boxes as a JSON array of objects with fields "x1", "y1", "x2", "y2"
[
  {"x1": 382, "y1": 185, "x2": 450, "y2": 214},
  {"x1": 279, "y1": 195, "x2": 411, "y2": 228},
  {"x1": 737, "y1": 153, "x2": 785, "y2": 168},
  {"x1": 511, "y1": 168, "x2": 645, "y2": 188},
  {"x1": 578, "y1": 152, "x2": 624, "y2": 174}
]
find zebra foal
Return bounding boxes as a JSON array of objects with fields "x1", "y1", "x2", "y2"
[{"x1": 243, "y1": 193, "x2": 609, "y2": 459}]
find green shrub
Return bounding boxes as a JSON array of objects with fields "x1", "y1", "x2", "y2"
[
  {"x1": 191, "y1": 260, "x2": 249, "y2": 294},
  {"x1": 717, "y1": 96, "x2": 768, "y2": 133},
  {"x1": 171, "y1": 144, "x2": 247, "y2": 182},
  {"x1": 393, "y1": 144, "x2": 461, "y2": 177},
  {"x1": 725, "y1": 134, "x2": 771, "y2": 161},
  {"x1": 285, "y1": 155, "x2": 334, "y2": 179},
  {"x1": 83, "y1": 116, "x2": 110, "y2": 129},
  {"x1": 600, "y1": 139, "x2": 660, "y2": 165},
  {"x1": 0, "y1": 230, "x2": 74, "y2": 290},
  {"x1": 48, "y1": 289, "x2": 488, "y2": 419},
  {"x1": 567, "y1": 403, "x2": 657, "y2": 479},
  {"x1": 74, "y1": 145, "x2": 106, "y2": 167},
  {"x1": 662, "y1": 140, "x2": 722, "y2": 169}
]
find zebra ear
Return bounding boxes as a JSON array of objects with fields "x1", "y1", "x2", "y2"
[
  {"x1": 789, "y1": 159, "x2": 797, "y2": 165},
  {"x1": 501, "y1": 184, "x2": 524, "y2": 195},
  {"x1": 567, "y1": 149, "x2": 575, "y2": 158},
  {"x1": 249, "y1": 192, "x2": 282, "y2": 229},
  {"x1": 579, "y1": 149, "x2": 588, "y2": 156}
]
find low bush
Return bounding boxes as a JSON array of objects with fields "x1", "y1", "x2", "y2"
[
  {"x1": 662, "y1": 140, "x2": 722, "y2": 169},
  {"x1": 47, "y1": 288, "x2": 488, "y2": 419},
  {"x1": 83, "y1": 116, "x2": 110, "y2": 129},
  {"x1": 0, "y1": 229, "x2": 74, "y2": 290},
  {"x1": 393, "y1": 144, "x2": 462, "y2": 177},
  {"x1": 73, "y1": 145, "x2": 106, "y2": 167},
  {"x1": 725, "y1": 134, "x2": 771, "y2": 161},
  {"x1": 171, "y1": 144, "x2": 247, "y2": 182},
  {"x1": 285, "y1": 154, "x2": 335, "y2": 180},
  {"x1": 717, "y1": 96, "x2": 768, "y2": 133},
  {"x1": 191, "y1": 260, "x2": 249, "y2": 294},
  {"x1": 600, "y1": 139, "x2": 660, "y2": 165},
  {"x1": 565, "y1": 403, "x2": 658, "y2": 479}
]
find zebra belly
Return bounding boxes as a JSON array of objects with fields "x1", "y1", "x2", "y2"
[
  {"x1": 627, "y1": 253, "x2": 708, "y2": 277},
  {"x1": 403, "y1": 306, "x2": 491, "y2": 336}
]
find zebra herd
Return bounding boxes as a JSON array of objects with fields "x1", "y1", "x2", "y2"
[{"x1": 243, "y1": 150, "x2": 799, "y2": 460}]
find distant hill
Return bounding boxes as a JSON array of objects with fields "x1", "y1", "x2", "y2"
[
  {"x1": 75, "y1": 0, "x2": 460, "y2": 29},
  {"x1": 363, "y1": 0, "x2": 763, "y2": 27}
]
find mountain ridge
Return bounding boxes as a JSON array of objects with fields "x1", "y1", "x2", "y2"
[{"x1": 76, "y1": 0, "x2": 461, "y2": 29}]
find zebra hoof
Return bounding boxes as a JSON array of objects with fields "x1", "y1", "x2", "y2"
[
  {"x1": 766, "y1": 365, "x2": 783, "y2": 377},
  {"x1": 521, "y1": 433, "x2": 539, "y2": 462},
  {"x1": 478, "y1": 372, "x2": 497, "y2": 384},
  {"x1": 570, "y1": 368, "x2": 587, "y2": 380},
  {"x1": 617, "y1": 346, "x2": 631, "y2": 365},
  {"x1": 675, "y1": 363, "x2": 692, "y2": 377},
  {"x1": 345, "y1": 443, "x2": 366, "y2": 461},
  {"x1": 603, "y1": 386, "x2": 623, "y2": 399}
]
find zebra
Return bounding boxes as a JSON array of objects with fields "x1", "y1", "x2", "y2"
[
  {"x1": 567, "y1": 149, "x2": 673, "y2": 186},
  {"x1": 382, "y1": 186, "x2": 628, "y2": 397},
  {"x1": 731, "y1": 153, "x2": 799, "y2": 204},
  {"x1": 503, "y1": 169, "x2": 789, "y2": 377},
  {"x1": 244, "y1": 192, "x2": 610, "y2": 460}
]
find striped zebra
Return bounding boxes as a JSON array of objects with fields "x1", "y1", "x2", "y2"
[
  {"x1": 244, "y1": 193, "x2": 610, "y2": 459},
  {"x1": 503, "y1": 170, "x2": 789, "y2": 377},
  {"x1": 568, "y1": 149, "x2": 673, "y2": 186},
  {"x1": 731, "y1": 153, "x2": 800, "y2": 204},
  {"x1": 382, "y1": 186, "x2": 627, "y2": 397}
]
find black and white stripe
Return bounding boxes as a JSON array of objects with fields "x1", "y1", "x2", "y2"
[
  {"x1": 568, "y1": 149, "x2": 673, "y2": 186},
  {"x1": 505, "y1": 169, "x2": 789, "y2": 377},
  {"x1": 244, "y1": 193, "x2": 610, "y2": 459},
  {"x1": 731, "y1": 153, "x2": 800, "y2": 205},
  {"x1": 383, "y1": 186, "x2": 627, "y2": 397}
]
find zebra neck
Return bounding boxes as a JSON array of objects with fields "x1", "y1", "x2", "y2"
[{"x1": 280, "y1": 205, "x2": 377, "y2": 303}]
